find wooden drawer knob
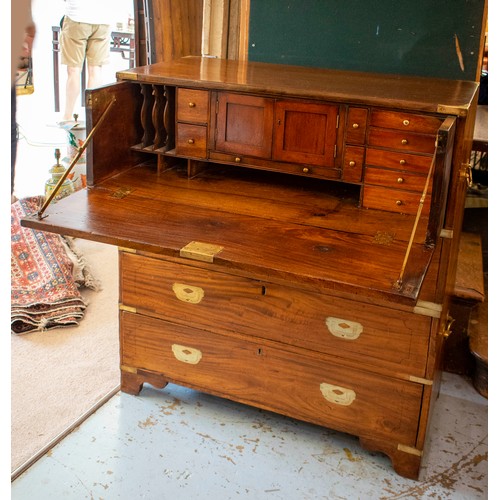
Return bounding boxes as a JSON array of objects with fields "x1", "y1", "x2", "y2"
[
  {"x1": 320, "y1": 382, "x2": 356, "y2": 406},
  {"x1": 188, "y1": 102, "x2": 196, "y2": 108},
  {"x1": 172, "y1": 344, "x2": 202, "y2": 365}
]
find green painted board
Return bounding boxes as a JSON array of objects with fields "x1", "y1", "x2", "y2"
[{"x1": 248, "y1": 0, "x2": 485, "y2": 80}]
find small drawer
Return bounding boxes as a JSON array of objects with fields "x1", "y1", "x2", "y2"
[
  {"x1": 364, "y1": 167, "x2": 431, "y2": 193},
  {"x1": 121, "y1": 311, "x2": 423, "y2": 444},
  {"x1": 366, "y1": 148, "x2": 433, "y2": 175},
  {"x1": 177, "y1": 88, "x2": 210, "y2": 124},
  {"x1": 345, "y1": 107, "x2": 368, "y2": 144},
  {"x1": 176, "y1": 123, "x2": 207, "y2": 158},
  {"x1": 368, "y1": 128, "x2": 437, "y2": 154},
  {"x1": 342, "y1": 145, "x2": 364, "y2": 183},
  {"x1": 120, "y1": 252, "x2": 431, "y2": 378},
  {"x1": 363, "y1": 185, "x2": 431, "y2": 215},
  {"x1": 370, "y1": 110, "x2": 443, "y2": 134}
]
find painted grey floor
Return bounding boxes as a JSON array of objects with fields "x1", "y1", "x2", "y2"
[{"x1": 11, "y1": 372, "x2": 487, "y2": 499}]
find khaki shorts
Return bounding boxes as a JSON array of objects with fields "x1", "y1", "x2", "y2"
[{"x1": 60, "y1": 16, "x2": 110, "y2": 67}]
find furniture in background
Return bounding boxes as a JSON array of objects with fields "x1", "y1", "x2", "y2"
[{"x1": 51, "y1": 26, "x2": 135, "y2": 112}]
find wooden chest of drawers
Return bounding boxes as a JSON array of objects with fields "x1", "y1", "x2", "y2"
[{"x1": 21, "y1": 57, "x2": 478, "y2": 480}]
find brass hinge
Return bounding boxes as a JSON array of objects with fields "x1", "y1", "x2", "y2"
[
  {"x1": 121, "y1": 365, "x2": 138, "y2": 374},
  {"x1": 397, "y1": 444, "x2": 423, "y2": 457},
  {"x1": 413, "y1": 300, "x2": 442, "y2": 318},
  {"x1": 119, "y1": 304, "x2": 137, "y2": 314},
  {"x1": 409, "y1": 375, "x2": 433, "y2": 386},
  {"x1": 440, "y1": 229, "x2": 453, "y2": 239},
  {"x1": 336, "y1": 114, "x2": 340, "y2": 128},
  {"x1": 334, "y1": 144, "x2": 337, "y2": 158},
  {"x1": 180, "y1": 241, "x2": 224, "y2": 263},
  {"x1": 119, "y1": 247, "x2": 137, "y2": 253}
]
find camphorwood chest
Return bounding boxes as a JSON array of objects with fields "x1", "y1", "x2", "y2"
[{"x1": 22, "y1": 57, "x2": 478, "y2": 479}]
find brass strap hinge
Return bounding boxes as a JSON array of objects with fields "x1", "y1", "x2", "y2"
[
  {"x1": 413, "y1": 300, "x2": 442, "y2": 318},
  {"x1": 121, "y1": 365, "x2": 138, "y2": 374},
  {"x1": 119, "y1": 247, "x2": 137, "y2": 253},
  {"x1": 397, "y1": 444, "x2": 423, "y2": 457},
  {"x1": 180, "y1": 241, "x2": 224, "y2": 263},
  {"x1": 440, "y1": 229, "x2": 453, "y2": 239},
  {"x1": 119, "y1": 304, "x2": 137, "y2": 314},
  {"x1": 409, "y1": 375, "x2": 433, "y2": 386}
]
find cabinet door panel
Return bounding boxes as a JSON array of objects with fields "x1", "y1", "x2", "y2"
[
  {"x1": 273, "y1": 100, "x2": 338, "y2": 167},
  {"x1": 215, "y1": 92, "x2": 273, "y2": 158}
]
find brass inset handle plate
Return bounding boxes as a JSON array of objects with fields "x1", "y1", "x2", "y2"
[
  {"x1": 320, "y1": 382, "x2": 356, "y2": 406},
  {"x1": 172, "y1": 344, "x2": 202, "y2": 365},
  {"x1": 325, "y1": 317, "x2": 363, "y2": 340},
  {"x1": 172, "y1": 283, "x2": 205, "y2": 304}
]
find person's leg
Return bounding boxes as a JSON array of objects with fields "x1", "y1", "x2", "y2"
[
  {"x1": 87, "y1": 64, "x2": 103, "y2": 89},
  {"x1": 85, "y1": 23, "x2": 110, "y2": 90},
  {"x1": 63, "y1": 65, "x2": 82, "y2": 121},
  {"x1": 60, "y1": 17, "x2": 89, "y2": 121}
]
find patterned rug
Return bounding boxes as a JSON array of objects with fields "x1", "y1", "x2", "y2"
[{"x1": 11, "y1": 196, "x2": 100, "y2": 334}]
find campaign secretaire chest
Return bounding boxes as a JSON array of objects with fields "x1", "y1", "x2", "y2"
[{"x1": 22, "y1": 57, "x2": 478, "y2": 479}]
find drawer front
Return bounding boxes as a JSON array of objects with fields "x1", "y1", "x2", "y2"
[
  {"x1": 120, "y1": 252, "x2": 430, "y2": 377},
  {"x1": 364, "y1": 167, "x2": 431, "y2": 193},
  {"x1": 363, "y1": 185, "x2": 431, "y2": 215},
  {"x1": 345, "y1": 107, "x2": 368, "y2": 144},
  {"x1": 177, "y1": 88, "x2": 210, "y2": 124},
  {"x1": 368, "y1": 128, "x2": 436, "y2": 154},
  {"x1": 370, "y1": 110, "x2": 443, "y2": 134},
  {"x1": 366, "y1": 148, "x2": 433, "y2": 175},
  {"x1": 342, "y1": 146, "x2": 364, "y2": 183},
  {"x1": 176, "y1": 123, "x2": 207, "y2": 158},
  {"x1": 121, "y1": 311, "x2": 423, "y2": 444}
]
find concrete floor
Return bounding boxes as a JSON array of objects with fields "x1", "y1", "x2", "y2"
[{"x1": 11, "y1": 372, "x2": 487, "y2": 499}]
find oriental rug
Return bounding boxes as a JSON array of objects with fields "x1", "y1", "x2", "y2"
[{"x1": 11, "y1": 196, "x2": 99, "y2": 334}]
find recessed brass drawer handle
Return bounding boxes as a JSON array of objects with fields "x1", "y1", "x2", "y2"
[
  {"x1": 325, "y1": 317, "x2": 363, "y2": 340},
  {"x1": 172, "y1": 283, "x2": 205, "y2": 304},
  {"x1": 172, "y1": 344, "x2": 202, "y2": 365},
  {"x1": 320, "y1": 382, "x2": 356, "y2": 406},
  {"x1": 188, "y1": 102, "x2": 196, "y2": 108}
]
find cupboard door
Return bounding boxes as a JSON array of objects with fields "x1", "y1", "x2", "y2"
[
  {"x1": 273, "y1": 100, "x2": 338, "y2": 167},
  {"x1": 215, "y1": 92, "x2": 274, "y2": 158}
]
